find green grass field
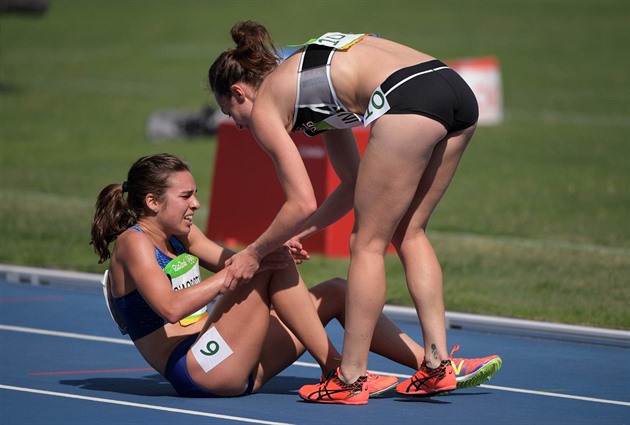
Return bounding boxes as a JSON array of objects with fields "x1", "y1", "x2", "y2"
[{"x1": 1, "y1": 0, "x2": 628, "y2": 329}]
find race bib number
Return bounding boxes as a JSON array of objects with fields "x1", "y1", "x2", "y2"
[
  {"x1": 363, "y1": 86, "x2": 391, "y2": 126},
  {"x1": 191, "y1": 326, "x2": 234, "y2": 373},
  {"x1": 164, "y1": 253, "x2": 208, "y2": 326},
  {"x1": 306, "y1": 32, "x2": 366, "y2": 50}
]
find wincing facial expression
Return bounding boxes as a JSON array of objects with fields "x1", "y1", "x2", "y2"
[{"x1": 155, "y1": 171, "x2": 200, "y2": 236}]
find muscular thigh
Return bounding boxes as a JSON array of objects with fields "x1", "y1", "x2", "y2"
[
  {"x1": 353, "y1": 114, "x2": 447, "y2": 250},
  {"x1": 394, "y1": 124, "x2": 476, "y2": 243},
  {"x1": 184, "y1": 273, "x2": 273, "y2": 395}
]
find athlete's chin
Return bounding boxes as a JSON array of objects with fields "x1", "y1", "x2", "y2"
[{"x1": 175, "y1": 222, "x2": 193, "y2": 236}]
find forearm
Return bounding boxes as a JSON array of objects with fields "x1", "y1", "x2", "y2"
[
  {"x1": 294, "y1": 182, "x2": 354, "y2": 242},
  {"x1": 165, "y1": 271, "x2": 226, "y2": 323},
  {"x1": 249, "y1": 199, "x2": 315, "y2": 259},
  {"x1": 293, "y1": 129, "x2": 359, "y2": 242}
]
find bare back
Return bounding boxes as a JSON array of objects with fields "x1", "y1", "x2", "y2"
[
  {"x1": 257, "y1": 35, "x2": 435, "y2": 131},
  {"x1": 328, "y1": 36, "x2": 435, "y2": 114}
]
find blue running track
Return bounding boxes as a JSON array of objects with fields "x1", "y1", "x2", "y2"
[{"x1": 1, "y1": 265, "x2": 628, "y2": 425}]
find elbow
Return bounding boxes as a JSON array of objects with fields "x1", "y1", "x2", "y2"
[
  {"x1": 297, "y1": 197, "x2": 318, "y2": 218},
  {"x1": 343, "y1": 181, "x2": 356, "y2": 199},
  {"x1": 162, "y1": 310, "x2": 182, "y2": 324},
  {"x1": 289, "y1": 192, "x2": 317, "y2": 217},
  {"x1": 160, "y1": 303, "x2": 188, "y2": 324},
  {"x1": 338, "y1": 181, "x2": 356, "y2": 210},
  {"x1": 346, "y1": 177, "x2": 357, "y2": 193}
]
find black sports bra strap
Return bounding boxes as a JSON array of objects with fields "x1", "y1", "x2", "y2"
[{"x1": 301, "y1": 44, "x2": 334, "y2": 71}]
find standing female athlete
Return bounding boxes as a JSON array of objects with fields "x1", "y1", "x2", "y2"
[{"x1": 209, "y1": 22, "x2": 493, "y2": 404}]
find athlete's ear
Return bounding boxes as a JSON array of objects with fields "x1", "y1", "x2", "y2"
[
  {"x1": 230, "y1": 84, "x2": 246, "y2": 102},
  {"x1": 145, "y1": 193, "x2": 160, "y2": 214}
]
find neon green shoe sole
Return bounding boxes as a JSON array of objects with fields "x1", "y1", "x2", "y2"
[{"x1": 455, "y1": 356, "x2": 503, "y2": 389}]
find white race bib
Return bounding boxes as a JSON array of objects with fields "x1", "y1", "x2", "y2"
[
  {"x1": 363, "y1": 86, "x2": 391, "y2": 126},
  {"x1": 306, "y1": 32, "x2": 367, "y2": 50},
  {"x1": 191, "y1": 326, "x2": 234, "y2": 373}
]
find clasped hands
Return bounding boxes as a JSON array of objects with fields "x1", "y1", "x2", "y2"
[{"x1": 222, "y1": 238, "x2": 310, "y2": 292}]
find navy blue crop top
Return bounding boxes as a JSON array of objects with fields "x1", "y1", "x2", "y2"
[{"x1": 108, "y1": 226, "x2": 187, "y2": 341}]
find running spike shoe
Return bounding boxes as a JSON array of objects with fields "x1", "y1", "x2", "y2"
[
  {"x1": 299, "y1": 368, "x2": 369, "y2": 405},
  {"x1": 366, "y1": 371, "x2": 398, "y2": 397},
  {"x1": 396, "y1": 360, "x2": 456, "y2": 396},
  {"x1": 449, "y1": 345, "x2": 503, "y2": 389},
  {"x1": 317, "y1": 371, "x2": 397, "y2": 397}
]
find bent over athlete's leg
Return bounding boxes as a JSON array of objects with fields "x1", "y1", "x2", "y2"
[
  {"x1": 340, "y1": 114, "x2": 447, "y2": 384},
  {"x1": 391, "y1": 124, "x2": 476, "y2": 396},
  {"x1": 392, "y1": 124, "x2": 475, "y2": 364}
]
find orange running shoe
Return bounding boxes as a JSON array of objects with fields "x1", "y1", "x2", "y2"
[
  {"x1": 316, "y1": 371, "x2": 397, "y2": 398},
  {"x1": 366, "y1": 371, "x2": 398, "y2": 397},
  {"x1": 450, "y1": 345, "x2": 502, "y2": 389},
  {"x1": 396, "y1": 360, "x2": 456, "y2": 396},
  {"x1": 299, "y1": 368, "x2": 369, "y2": 405}
]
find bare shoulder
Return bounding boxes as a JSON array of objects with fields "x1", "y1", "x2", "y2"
[
  {"x1": 111, "y1": 228, "x2": 156, "y2": 267},
  {"x1": 254, "y1": 55, "x2": 300, "y2": 125},
  {"x1": 263, "y1": 54, "x2": 299, "y2": 94},
  {"x1": 115, "y1": 227, "x2": 150, "y2": 251},
  {"x1": 108, "y1": 229, "x2": 154, "y2": 296}
]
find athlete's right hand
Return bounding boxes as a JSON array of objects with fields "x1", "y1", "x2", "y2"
[
  {"x1": 259, "y1": 246, "x2": 292, "y2": 272},
  {"x1": 222, "y1": 247, "x2": 261, "y2": 291}
]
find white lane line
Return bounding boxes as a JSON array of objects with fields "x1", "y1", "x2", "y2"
[
  {"x1": 0, "y1": 324, "x2": 134, "y2": 345},
  {"x1": 3, "y1": 324, "x2": 629, "y2": 407},
  {"x1": 478, "y1": 384, "x2": 630, "y2": 407},
  {"x1": 0, "y1": 384, "x2": 294, "y2": 425}
]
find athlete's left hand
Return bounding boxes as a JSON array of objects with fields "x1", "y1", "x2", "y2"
[{"x1": 286, "y1": 238, "x2": 310, "y2": 264}]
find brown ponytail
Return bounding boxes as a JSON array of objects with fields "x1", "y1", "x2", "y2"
[
  {"x1": 209, "y1": 21, "x2": 281, "y2": 97},
  {"x1": 90, "y1": 183, "x2": 134, "y2": 263}
]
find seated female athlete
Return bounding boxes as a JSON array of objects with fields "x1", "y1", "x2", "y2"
[{"x1": 90, "y1": 153, "x2": 500, "y2": 399}]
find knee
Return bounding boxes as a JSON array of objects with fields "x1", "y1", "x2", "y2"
[
  {"x1": 313, "y1": 277, "x2": 347, "y2": 312},
  {"x1": 321, "y1": 277, "x2": 348, "y2": 299},
  {"x1": 209, "y1": 380, "x2": 253, "y2": 397},
  {"x1": 392, "y1": 227, "x2": 427, "y2": 254},
  {"x1": 349, "y1": 235, "x2": 390, "y2": 257}
]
